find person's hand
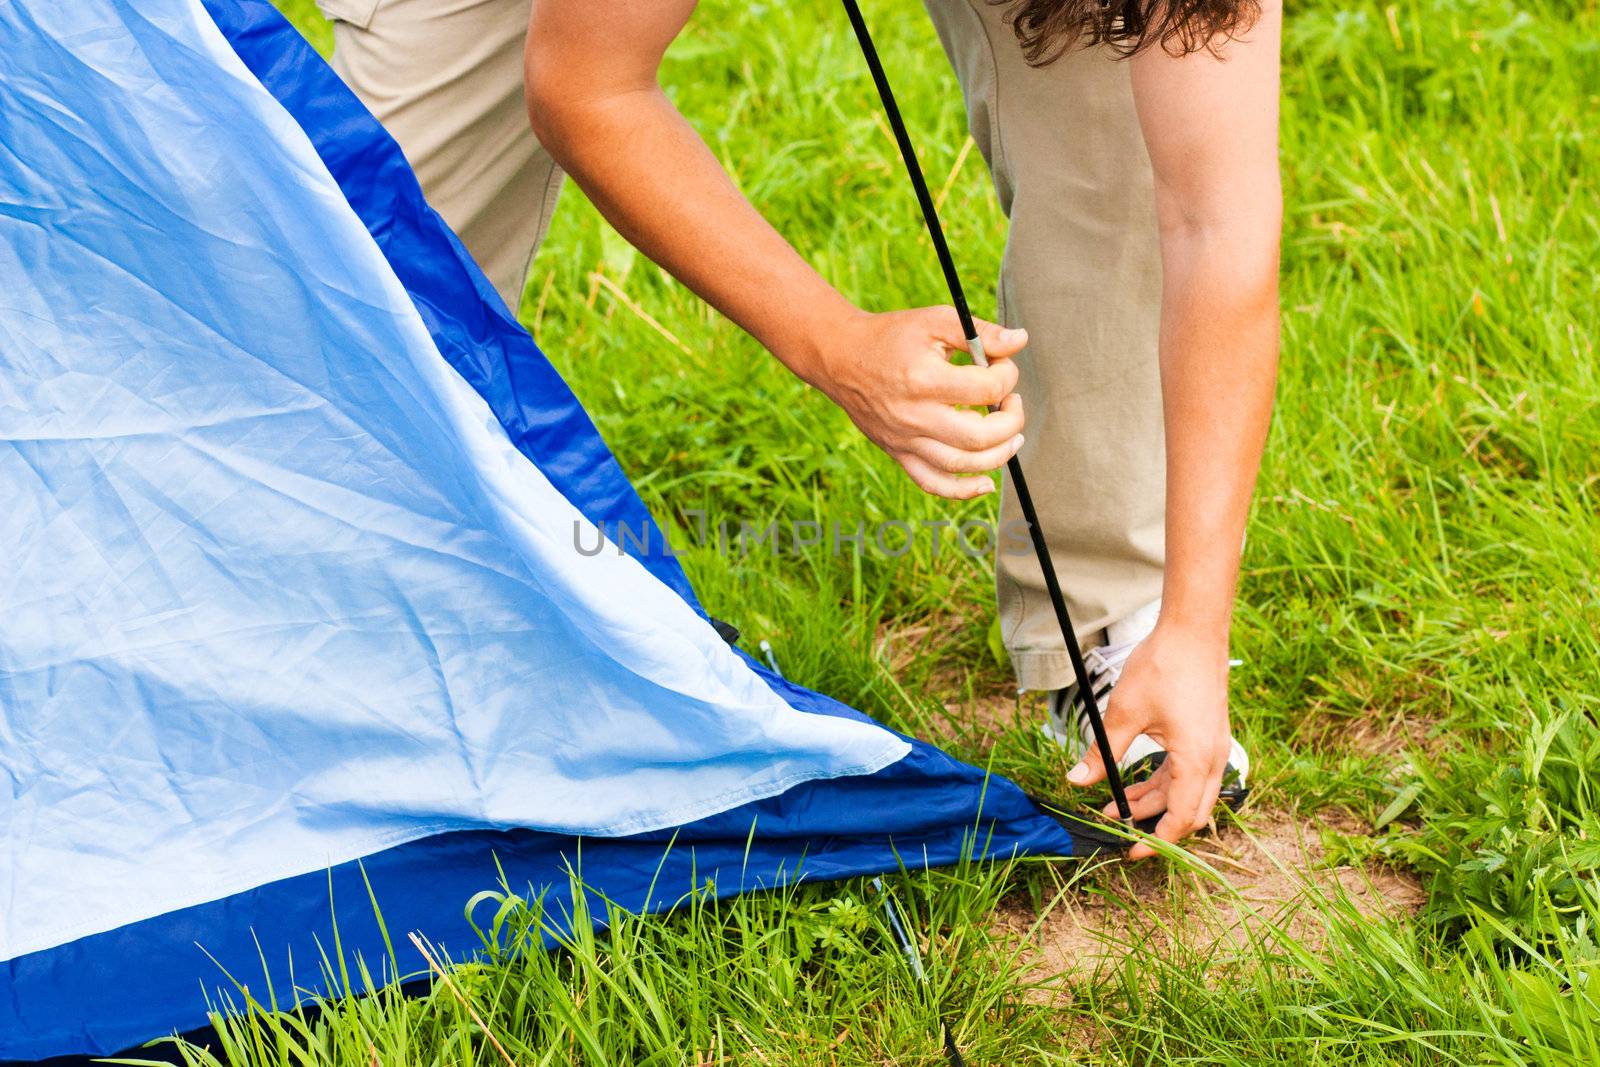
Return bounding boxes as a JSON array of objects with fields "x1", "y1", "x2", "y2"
[
  {"x1": 801, "y1": 306, "x2": 1027, "y2": 499},
  {"x1": 1066, "y1": 624, "x2": 1234, "y2": 860}
]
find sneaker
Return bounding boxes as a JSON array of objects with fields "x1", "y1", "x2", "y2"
[{"x1": 1041, "y1": 599, "x2": 1250, "y2": 808}]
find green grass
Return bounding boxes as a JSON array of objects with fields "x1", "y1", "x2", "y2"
[{"x1": 176, "y1": 0, "x2": 1600, "y2": 1063}]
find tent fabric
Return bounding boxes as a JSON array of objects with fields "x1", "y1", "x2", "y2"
[
  {"x1": 0, "y1": 0, "x2": 913, "y2": 965},
  {"x1": 202, "y1": 0, "x2": 696, "y2": 607},
  {"x1": 0, "y1": 0, "x2": 1078, "y2": 1059}
]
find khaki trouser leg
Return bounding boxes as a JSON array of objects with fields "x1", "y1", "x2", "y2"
[
  {"x1": 316, "y1": 0, "x2": 563, "y2": 311},
  {"x1": 923, "y1": 0, "x2": 1166, "y2": 691}
]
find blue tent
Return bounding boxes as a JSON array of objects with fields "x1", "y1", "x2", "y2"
[{"x1": 0, "y1": 1, "x2": 1083, "y2": 1058}]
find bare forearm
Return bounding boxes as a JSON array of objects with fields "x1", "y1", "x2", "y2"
[
  {"x1": 1158, "y1": 234, "x2": 1279, "y2": 640},
  {"x1": 528, "y1": 85, "x2": 851, "y2": 384},
  {"x1": 1131, "y1": 0, "x2": 1282, "y2": 645}
]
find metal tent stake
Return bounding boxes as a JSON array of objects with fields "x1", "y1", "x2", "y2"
[
  {"x1": 872, "y1": 878, "x2": 965, "y2": 1067},
  {"x1": 840, "y1": 0, "x2": 1134, "y2": 824}
]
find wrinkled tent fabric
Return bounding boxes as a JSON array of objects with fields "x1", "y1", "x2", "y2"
[
  {"x1": 0, "y1": 0, "x2": 1078, "y2": 1059},
  {"x1": 0, "y1": 0, "x2": 912, "y2": 966}
]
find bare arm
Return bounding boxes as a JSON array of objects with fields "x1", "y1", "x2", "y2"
[
  {"x1": 1070, "y1": 2, "x2": 1282, "y2": 858},
  {"x1": 525, "y1": 0, "x2": 1027, "y2": 499}
]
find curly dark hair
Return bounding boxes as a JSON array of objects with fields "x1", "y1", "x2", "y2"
[{"x1": 996, "y1": 0, "x2": 1262, "y2": 64}]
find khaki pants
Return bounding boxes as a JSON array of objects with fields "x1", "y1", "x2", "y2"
[
  {"x1": 924, "y1": 0, "x2": 1165, "y2": 689},
  {"x1": 316, "y1": 0, "x2": 563, "y2": 310},
  {"x1": 318, "y1": 0, "x2": 1165, "y2": 692}
]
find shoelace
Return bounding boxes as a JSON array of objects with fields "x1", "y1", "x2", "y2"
[{"x1": 1076, "y1": 635, "x2": 1142, "y2": 725}]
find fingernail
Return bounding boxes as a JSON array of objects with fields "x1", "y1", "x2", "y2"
[
  {"x1": 1011, "y1": 434, "x2": 1024, "y2": 454},
  {"x1": 1067, "y1": 761, "x2": 1089, "y2": 785},
  {"x1": 1002, "y1": 327, "x2": 1026, "y2": 344},
  {"x1": 977, "y1": 480, "x2": 994, "y2": 495}
]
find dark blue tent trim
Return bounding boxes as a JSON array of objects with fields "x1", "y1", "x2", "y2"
[
  {"x1": 200, "y1": 0, "x2": 694, "y2": 609},
  {"x1": 0, "y1": 2, "x2": 1076, "y2": 1058},
  {"x1": 3, "y1": 763, "x2": 1074, "y2": 1059}
]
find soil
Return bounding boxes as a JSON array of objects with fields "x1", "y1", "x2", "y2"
[{"x1": 993, "y1": 808, "x2": 1426, "y2": 996}]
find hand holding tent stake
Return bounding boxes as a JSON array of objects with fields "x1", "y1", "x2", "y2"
[{"x1": 840, "y1": 0, "x2": 1134, "y2": 825}]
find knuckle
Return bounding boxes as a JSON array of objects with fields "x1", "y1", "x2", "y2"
[{"x1": 902, "y1": 362, "x2": 931, "y2": 396}]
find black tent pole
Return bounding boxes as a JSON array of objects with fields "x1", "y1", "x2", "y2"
[{"x1": 840, "y1": 0, "x2": 1133, "y2": 825}]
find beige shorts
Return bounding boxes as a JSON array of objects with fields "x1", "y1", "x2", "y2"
[
  {"x1": 923, "y1": 0, "x2": 1165, "y2": 688},
  {"x1": 317, "y1": 0, "x2": 562, "y2": 311}
]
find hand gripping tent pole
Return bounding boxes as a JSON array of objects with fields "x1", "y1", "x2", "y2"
[{"x1": 840, "y1": 0, "x2": 1134, "y2": 824}]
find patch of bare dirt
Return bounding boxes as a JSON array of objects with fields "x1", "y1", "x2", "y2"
[
  {"x1": 994, "y1": 808, "x2": 1425, "y2": 994},
  {"x1": 1285, "y1": 664, "x2": 1448, "y2": 760},
  {"x1": 1338, "y1": 702, "x2": 1445, "y2": 758},
  {"x1": 940, "y1": 686, "x2": 1037, "y2": 739}
]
